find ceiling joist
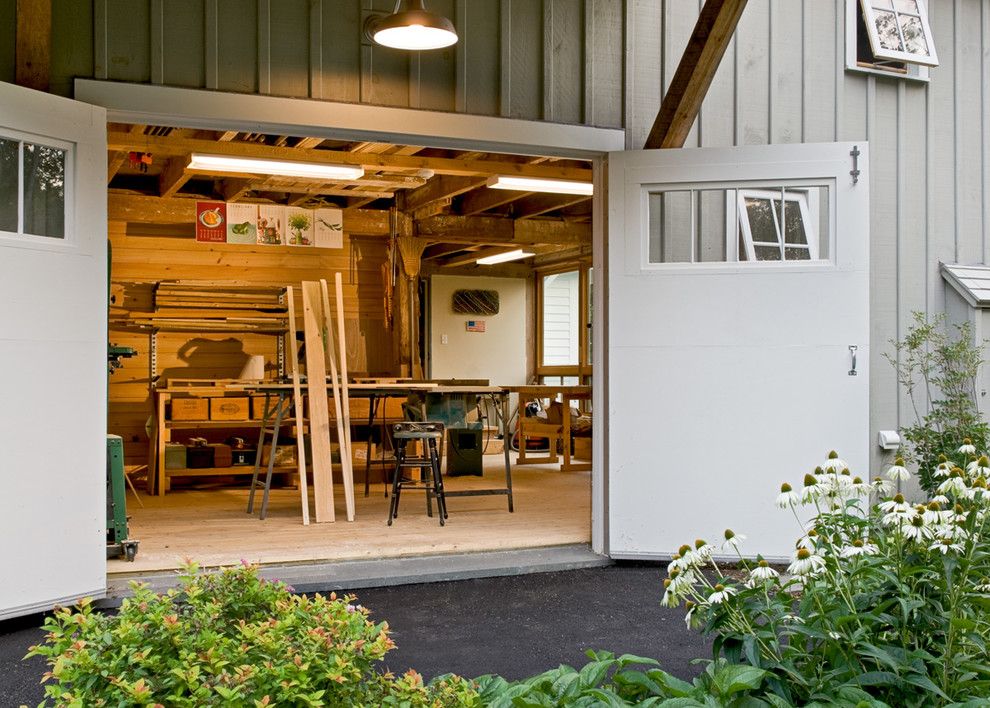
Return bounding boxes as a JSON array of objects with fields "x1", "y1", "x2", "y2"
[{"x1": 106, "y1": 132, "x2": 593, "y2": 182}]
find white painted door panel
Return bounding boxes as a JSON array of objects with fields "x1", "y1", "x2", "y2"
[
  {"x1": 607, "y1": 143, "x2": 869, "y2": 561},
  {"x1": 0, "y1": 82, "x2": 107, "y2": 619}
]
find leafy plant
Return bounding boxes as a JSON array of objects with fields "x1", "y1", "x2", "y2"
[
  {"x1": 27, "y1": 561, "x2": 478, "y2": 707},
  {"x1": 660, "y1": 449, "x2": 990, "y2": 706},
  {"x1": 886, "y1": 312, "x2": 989, "y2": 493},
  {"x1": 288, "y1": 213, "x2": 311, "y2": 244},
  {"x1": 472, "y1": 650, "x2": 776, "y2": 707}
]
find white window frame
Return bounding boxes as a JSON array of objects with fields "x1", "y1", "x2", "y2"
[
  {"x1": 845, "y1": 0, "x2": 932, "y2": 81},
  {"x1": 0, "y1": 127, "x2": 75, "y2": 249},
  {"x1": 737, "y1": 188, "x2": 818, "y2": 262},
  {"x1": 860, "y1": 0, "x2": 938, "y2": 66}
]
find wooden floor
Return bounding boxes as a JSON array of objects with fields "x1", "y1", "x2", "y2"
[{"x1": 109, "y1": 455, "x2": 591, "y2": 574}]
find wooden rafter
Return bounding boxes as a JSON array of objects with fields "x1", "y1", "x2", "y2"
[
  {"x1": 404, "y1": 175, "x2": 486, "y2": 213},
  {"x1": 423, "y1": 243, "x2": 477, "y2": 260},
  {"x1": 644, "y1": 0, "x2": 748, "y2": 149},
  {"x1": 106, "y1": 132, "x2": 593, "y2": 181},
  {"x1": 15, "y1": 0, "x2": 51, "y2": 91},
  {"x1": 108, "y1": 152, "x2": 127, "y2": 181},
  {"x1": 513, "y1": 193, "x2": 591, "y2": 219},
  {"x1": 460, "y1": 187, "x2": 533, "y2": 216},
  {"x1": 159, "y1": 156, "x2": 193, "y2": 199},
  {"x1": 416, "y1": 214, "x2": 590, "y2": 246}
]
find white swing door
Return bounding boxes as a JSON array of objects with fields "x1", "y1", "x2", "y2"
[
  {"x1": 607, "y1": 142, "x2": 869, "y2": 560},
  {"x1": 0, "y1": 82, "x2": 108, "y2": 619}
]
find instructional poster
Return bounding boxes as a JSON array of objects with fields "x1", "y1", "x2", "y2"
[
  {"x1": 195, "y1": 202, "x2": 226, "y2": 242},
  {"x1": 257, "y1": 205, "x2": 285, "y2": 245},
  {"x1": 314, "y1": 208, "x2": 344, "y2": 249},
  {"x1": 226, "y1": 203, "x2": 258, "y2": 244},
  {"x1": 285, "y1": 206, "x2": 315, "y2": 247}
]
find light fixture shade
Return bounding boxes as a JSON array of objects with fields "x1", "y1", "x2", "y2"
[
  {"x1": 371, "y1": 0, "x2": 458, "y2": 50},
  {"x1": 476, "y1": 249, "x2": 534, "y2": 265},
  {"x1": 187, "y1": 154, "x2": 365, "y2": 181},
  {"x1": 486, "y1": 175, "x2": 594, "y2": 196}
]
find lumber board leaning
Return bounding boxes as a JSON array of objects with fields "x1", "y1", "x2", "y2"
[
  {"x1": 321, "y1": 279, "x2": 355, "y2": 521},
  {"x1": 333, "y1": 273, "x2": 357, "y2": 519},
  {"x1": 301, "y1": 282, "x2": 336, "y2": 523},
  {"x1": 285, "y1": 287, "x2": 311, "y2": 525}
]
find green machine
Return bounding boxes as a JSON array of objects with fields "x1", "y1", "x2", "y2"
[{"x1": 107, "y1": 240, "x2": 139, "y2": 561}]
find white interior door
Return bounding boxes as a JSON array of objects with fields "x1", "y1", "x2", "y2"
[
  {"x1": 0, "y1": 82, "x2": 108, "y2": 619},
  {"x1": 607, "y1": 142, "x2": 869, "y2": 561}
]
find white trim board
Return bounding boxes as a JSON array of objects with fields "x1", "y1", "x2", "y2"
[{"x1": 74, "y1": 80, "x2": 625, "y2": 158}]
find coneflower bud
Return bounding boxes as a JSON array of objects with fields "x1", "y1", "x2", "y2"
[
  {"x1": 670, "y1": 568, "x2": 680, "y2": 579},
  {"x1": 757, "y1": 559, "x2": 770, "y2": 568},
  {"x1": 952, "y1": 467, "x2": 965, "y2": 478},
  {"x1": 713, "y1": 583, "x2": 725, "y2": 592},
  {"x1": 895, "y1": 456, "x2": 905, "y2": 466},
  {"x1": 724, "y1": 529, "x2": 736, "y2": 540},
  {"x1": 927, "y1": 501, "x2": 941, "y2": 510},
  {"x1": 796, "y1": 548, "x2": 812, "y2": 560},
  {"x1": 963, "y1": 437, "x2": 972, "y2": 445},
  {"x1": 685, "y1": 600, "x2": 696, "y2": 610},
  {"x1": 955, "y1": 503, "x2": 965, "y2": 514},
  {"x1": 841, "y1": 468, "x2": 851, "y2": 476},
  {"x1": 853, "y1": 476, "x2": 864, "y2": 484},
  {"x1": 828, "y1": 450, "x2": 839, "y2": 459},
  {"x1": 663, "y1": 578, "x2": 672, "y2": 588},
  {"x1": 780, "y1": 482, "x2": 793, "y2": 493},
  {"x1": 915, "y1": 504, "x2": 927, "y2": 514},
  {"x1": 911, "y1": 515, "x2": 924, "y2": 527},
  {"x1": 804, "y1": 473, "x2": 818, "y2": 487},
  {"x1": 814, "y1": 466, "x2": 824, "y2": 475},
  {"x1": 808, "y1": 528, "x2": 819, "y2": 537},
  {"x1": 978, "y1": 455, "x2": 989, "y2": 466},
  {"x1": 852, "y1": 538, "x2": 864, "y2": 548},
  {"x1": 893, "y1": 493, "x2": 905, "y2": 504},
  {"x1": 678, "y1": 544, "x2": 692, "y2": 556},
  {"x1": 694, "y1": 539, "x2": 707, "y2": 550},
  {"x1": 938, "y1": 453, "x2": 948, "y2": 463}
]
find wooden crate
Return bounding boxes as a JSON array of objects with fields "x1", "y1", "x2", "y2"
[
  {"x1": 171, "y1": 398, "x2": 209, "y2": 421},
  {"x1": 210, "y1": 397, "x2": 250, "y2": 421}
]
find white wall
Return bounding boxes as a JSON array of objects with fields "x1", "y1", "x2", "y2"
[{"x1": 429, "y1": 275, "x2": 528, "y2": 386}]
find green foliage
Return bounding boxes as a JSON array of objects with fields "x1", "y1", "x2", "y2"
[
  {"x1": 886, "y1": 312, "x2": 989, "y2": 493},
  {"x1": 27, "y1": 561, "x2": 478, "y2": 707},
  {"x1": 661, "y1": 448, "x2": 990, "y2": 707},
  {"x1": 472, "y1": 651, "x2": 778, "y2": 707}
]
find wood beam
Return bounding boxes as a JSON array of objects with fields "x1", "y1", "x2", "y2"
[
  {"x1": 107, "y1": 132, "x2": 593, "y2": 181},
  {"x1": 404, "y1": 175, "x2": 486, "y2": 213},
  {"x1": 294, "y1": 137, "x2": 324, "y2": 149},
  {"x1": 416, "y1": 214, "x2": 591, "y2": 246},
  {"x1": 158, "y1": 156, "x2": 193, "y2": 199},
  {"x1": 513, "y1": 193, "x2": 591, "y2": 219},
  {"x1": 460, "y1": 187, "x2": 533, "y2": 216},
  {"x1": 108, "y1": 152, "x2": 127, "y2": 181},
  {"x1": 643, "y1": 0, "x2": 747, "y2": 149},
  {"x1": 15, "y1": 0, "x2": 51, "y2": 91},
  {"x1": 441, "y1": 247, "x2": 519, "y2": 268},
  {"x1": 423, "y1": 243, "x2": 477, "y2": 260},
  {"x1": 219, "y1": 178, "x2": 254, "y2": 202},
  {"x1": 108, "y1": 193, "x2": 390, "y2": 235}
]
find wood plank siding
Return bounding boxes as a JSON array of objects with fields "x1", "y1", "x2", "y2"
[{"x1": 2, "y1": 0, "x2": 989, "y2": 475}]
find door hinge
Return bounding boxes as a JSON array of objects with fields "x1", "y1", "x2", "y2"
[{"x1": 850, "y1": 145, "x2": 861, "y2": 185}]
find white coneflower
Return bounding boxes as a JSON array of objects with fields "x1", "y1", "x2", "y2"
[
  {"x1": 933, "y1": 462, "x2": 952, "y2": 479},
  {"x1": 929, "y1": 538, "x2": 964, "y2": 554},
  {"x1": 839, "y1": 538, "x2": 879, "y2": 557},
  {"x1": 966, "y1": 455, "x2": 990, "y2": 479},
  {"x1": 746, "y1": 560, "x2": 780, "y2": 587},
  {"x1": 851, "y1": 476, "x2": 872, "y2": 496},
  {"x1": 901, "y1": 513, "x2": 934, "y2": 542},
  {"x1": 788, "y1": 547, "x2": 826, "y2": 577},
  {"x1": 871, "y1": 477, "x2": 894, "y2": 496},
  {"x1": 886, "y1": 457, "x2": 911, "y2": 482},
  {"x1": 958, "y1": 439, "x2": 977, "y2": 456},
  {"x1": 974, "y1": 579, "x2": 990, "y2": 593},
  {"x1": 692, "y1": 538, "x2": 715, "y2": 563},
  {"x1": 796, "y1": 529, "x2": 819, "y2": 550},
  {"x1": 921, "y1": 501, "x2": 943, "y2": 525},
  {"x1": 707, "y1": 583, "x2": 738, "y2": 604},
  {"x1": 683, "y1": 600, "x2": 703, "y2": 629},
  {"x1": 801, "y1": 473, "x2": 823, "y2": 503},
  {"x1": 776, "y1": 482, "x2": 800, "y2": 509},
  {"x1": 821, "y1": 450, "x2": 848, "y2": 472},
  {"x1": 930, "y1": 494, "x2": 950, "y2": 506},
  {"x1": 937, "y1": 475, "x2": 969, "y2": 497},
  {"x1": 878, "y1": 494, "x2": 910, "y2": 514},
  {"x1": 722, "y1": 529, "x2": 746, "y2": 552}
]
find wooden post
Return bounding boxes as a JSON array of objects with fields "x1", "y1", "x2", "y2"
[
  {"x1": 301, "y1": 282, "x2": 335, "y2": 523},
  {"x1": 15, "y1": 0, "x2": 51, "y2": 91},
  {"x1": 643, "y1": 0, "x2": 748, "y2": 149},
  {"x1": 321, "y1": 278, "x2": 355, "y2": 521},
  {"x1": 333, "y1": 273, "x2": 356, "y2": 519},
  {"x1": 285, "y1": 287, "x2": 311, "y2": 525}
]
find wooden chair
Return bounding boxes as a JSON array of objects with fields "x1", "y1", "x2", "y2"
[{"x1": 515, "y1": 415, "x2": 562, "y2": 465}]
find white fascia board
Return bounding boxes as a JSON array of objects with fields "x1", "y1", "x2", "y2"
[{"x1": 75, "y1": 80, "x2": 625, "y2": 158}]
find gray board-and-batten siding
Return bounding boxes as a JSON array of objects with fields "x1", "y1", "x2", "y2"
[{"x1": 2, "y1": 0, "x2": 990, "y2": 473}]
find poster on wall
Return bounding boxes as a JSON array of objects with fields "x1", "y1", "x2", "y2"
[
  {"x1": 314, "y1": 208, "x2": 344, "y2": 249},
  {"x1": 226, "y1": 203, "x2": 258, "y2": 244},
  {"x1": 195, "y1": 202, "x2": 227, "y2": 242},
  {"x1": 257, "y1": 205, "x2": 285, "y2": 245},
  {"x1": 285, "y1": 206, "x2": 315, "y2": 247}
]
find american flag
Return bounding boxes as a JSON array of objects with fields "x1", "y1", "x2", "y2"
[{"x1": 465, "y1": 320, "x2": 486, "y2": 332}]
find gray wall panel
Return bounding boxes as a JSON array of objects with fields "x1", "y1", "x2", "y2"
[
  {"x1": 105, "y1": 0, "x2": 151, "y2": 83},
  {"x1": 318, "y1": 0, "x2": 361, "y2": 103},
  {"x1": 508, "y1": 0, "x2": 543, "y2": 119},
  {"x1": 266, "y1": 0, "x2": 310, "y2": 98},
  {"x1": 458, "y1": 0, "x2": 499, "y2": 116},
  {"x1": 52, "y1": 0, "x2": 94, "y2": 97},
  {"x1": 216, "y1": 0, "x2": 257, "y2": 93},
  {"x1": 162, "y1": 0, "x2": 205, "y2": 88}
]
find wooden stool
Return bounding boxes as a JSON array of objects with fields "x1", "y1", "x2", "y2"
[{"x1": 388, "y1": 422, "x2": 448, "y2": 526}]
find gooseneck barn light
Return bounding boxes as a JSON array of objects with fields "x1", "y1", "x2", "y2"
[{"x1": 366, "y1": 0, "x2": 459, "y2": 51}]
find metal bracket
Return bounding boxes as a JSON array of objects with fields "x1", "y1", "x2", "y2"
[
  {"x1": 848, "y1": 345, "x2": 858, "y2": 376},
  {"x1": 850, "y1": 145, "x2": 861, "y2": 185}
]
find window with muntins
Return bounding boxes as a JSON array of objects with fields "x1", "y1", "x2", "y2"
[
  {"x1": 846, "y1": 0, "x2": 937, "y2": 80},
  {"x1": 0, "y1": 132, "x2": 69, "y2": 240}
]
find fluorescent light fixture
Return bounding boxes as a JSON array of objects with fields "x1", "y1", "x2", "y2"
[
  {"x1": 476, "y1": 249, "x2": 534, "y2": 265},
  {"x1": 368, "y1": 0, "x2": 458, "y2": 51},
  {"x1": 486, "y1": 175, "x2": 593, "y2": 196},
  {"x1": 187, "y1": 154, "x2": 365, "y2": 181}
]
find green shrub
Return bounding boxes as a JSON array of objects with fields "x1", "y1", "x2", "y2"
[
  {"x1": 660, "y1": 448, "x2": 990, "y2": 706},
  {"x1": 27, "y1": 561, "x2": 478, "y2": 707},
  {"x1": 472, "y1": 650, "x2": 778, "y2": 707},
  {"x1": 887, "y1": 312, "x2": 989, "y2": 494}
]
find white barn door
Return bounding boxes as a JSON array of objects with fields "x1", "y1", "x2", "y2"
[
  {"x1": 0, "y1": 82, "x2": 108, "y2": 618},
  {"x1": 607, "y1": 143, "x2": 869, "y2": 560}
]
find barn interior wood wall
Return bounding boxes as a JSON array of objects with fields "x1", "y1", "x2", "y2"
[{"x1": 109, "y1": 222, "x2": 391, "y2": 464}]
